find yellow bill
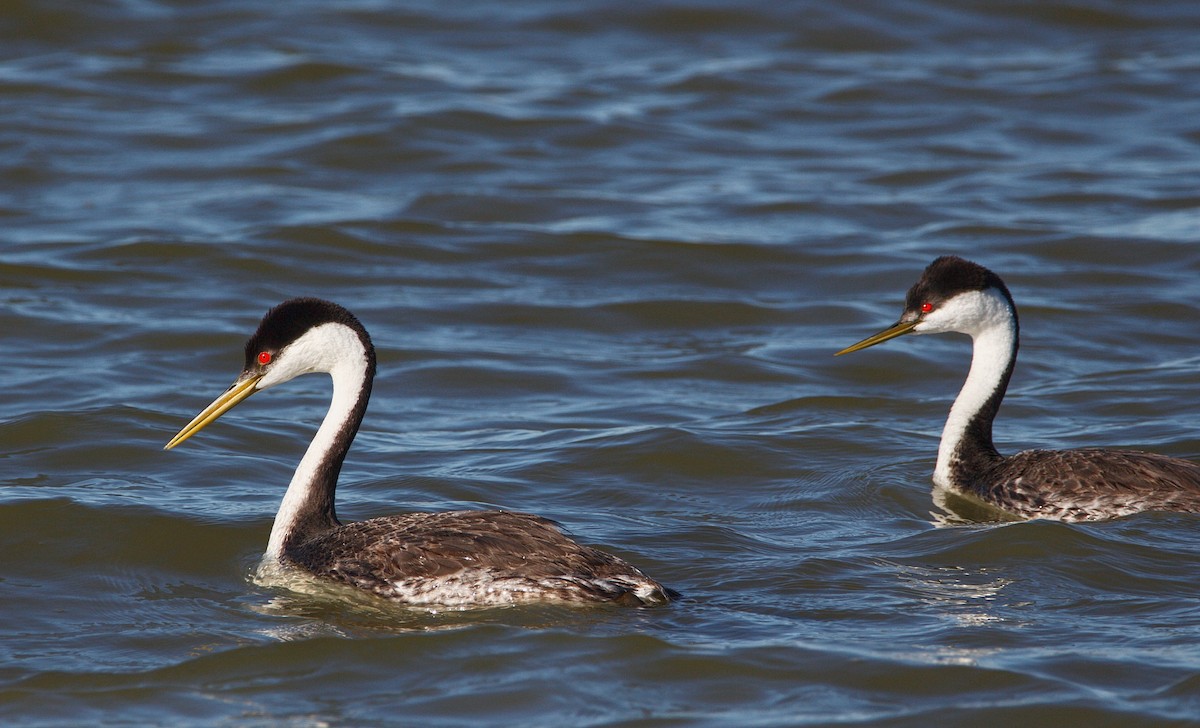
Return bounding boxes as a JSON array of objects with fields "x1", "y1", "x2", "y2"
[
  {"x1": 164, "y1": 373, "x2": 263, "y2": 450},
  {"x1": 834, "y1": 319, "x2": 919, "y2": 356}
]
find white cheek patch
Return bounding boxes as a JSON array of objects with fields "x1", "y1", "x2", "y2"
[
  {"x1": 258, "y1": 323, "x2": 367, "y2": 390},
  {"x1": 917, "y1": 288, "x2": 1012, "y2": 338}
]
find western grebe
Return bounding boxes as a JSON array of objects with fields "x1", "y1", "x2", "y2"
[
  {"x1": 836, "y1": 255, "x2": 1200, "y2": 522},
  {"x1": 165, "y1": 298, "x2": 672, "y2": 606}
]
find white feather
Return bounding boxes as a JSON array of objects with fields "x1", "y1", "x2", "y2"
[
  {"x1": 263, "y1": 322, "x2": 371, "y2": 562},
  {"x1": 911, "y1": 288, "x2": 1017, "y2": 489}
]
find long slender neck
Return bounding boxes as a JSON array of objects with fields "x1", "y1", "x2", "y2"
[
  {"x1": 933, "y1": 298, "x2": 1019, "y2": 491},
  {"x1": 265, "y1": 340, "x2": 374, "y2": 562}
]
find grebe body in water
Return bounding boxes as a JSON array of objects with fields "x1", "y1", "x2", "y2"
[
  {"x1": 165, "y1": 298, "x2": 672, "y2": 606},
  {"x1": 836, "y1": 256, "x2": 1200, "y2": 522}
]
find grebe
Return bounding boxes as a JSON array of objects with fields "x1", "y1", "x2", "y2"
[
  {"x1": 836, "y1": 255, "x2": 1200, "y2": 522},
  {"x1": 165, "y1": 298, "x2": 672, "y2": 606}
]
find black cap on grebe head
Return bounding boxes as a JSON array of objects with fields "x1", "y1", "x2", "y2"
[
  {"x1": 902, "y1": 256, "x2": 1013, "y2": 320},
  {"x1": 243, "y1": 298, "x2": 371, "y2": 372}
]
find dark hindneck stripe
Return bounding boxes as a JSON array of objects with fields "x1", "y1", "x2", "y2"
[
  {"x1": 953, "y1": 328, "x2": 1019, "y2": 488},
  {"x1": 284, "y1": 329, "x2": 377, "y2": 551}
]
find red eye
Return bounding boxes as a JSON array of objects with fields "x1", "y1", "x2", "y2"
[
  {"x1": 257, "y1": 351, "x2": 272, "y2": 365},
  {"x1": 920, "y1": 302, "x2": 933, "y2": 313}
]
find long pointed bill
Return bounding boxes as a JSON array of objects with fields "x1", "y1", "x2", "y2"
[
  {"x1": 164, "y1": 373, "x2": 263, "y2": 450},
  {"x1": 834, "y1": 319, "x2": 919, "y2": 356}
]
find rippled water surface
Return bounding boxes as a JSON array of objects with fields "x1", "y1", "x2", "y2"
[{"x1": 5, "y1": 1, "x2": 1200, "y2": 725}]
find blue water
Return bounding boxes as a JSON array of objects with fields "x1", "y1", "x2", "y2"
[{"x1": 4, "y1": 1, "x2": 1200, "y2": 724}]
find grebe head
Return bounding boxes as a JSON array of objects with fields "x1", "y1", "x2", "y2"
[
  {"x1": 836, "y1": 256, "x2": 1017, "y2": 355},
  {"x1": 164, "y1": 298, "x2": 372, "y2": 450}
]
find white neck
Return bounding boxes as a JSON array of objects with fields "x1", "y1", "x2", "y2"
[
  {"x1": 261, "y1": 323, "x2": 372, "y2": 562},
  {"x1": 924, "y1": 289, "x2": 1018, "y2": 488}
]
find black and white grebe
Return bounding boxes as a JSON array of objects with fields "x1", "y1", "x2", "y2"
[
  {"x1": 836, "y1": 255, "x2": 1200, "y2": 522},
  {"x1": 165, "y1": 298, "x2": 672, "y2": 607}
]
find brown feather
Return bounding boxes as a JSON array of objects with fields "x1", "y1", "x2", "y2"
[
  {"x1": 283, "y1": 510, "x2": 674, "y2": 606},
  {"x1": 972, "y1": 448, "x2": 1200, "y2": 521}
]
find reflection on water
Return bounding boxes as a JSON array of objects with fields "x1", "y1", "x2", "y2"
[
  {"x1": 932, "y1": 486, "x2": 1026, "y2": 526},
  {"x1": 892, "y1": 561, "x2": 1016, "y2": 631}
]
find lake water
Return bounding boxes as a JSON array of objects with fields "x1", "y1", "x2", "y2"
[{"x1": 4, "y1": 1, "x2": 1200, "y2": 725}]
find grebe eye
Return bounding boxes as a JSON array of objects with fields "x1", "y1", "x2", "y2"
[
  {"x1": 258, "y1": 351, "x2": 272, "y2": 365},
  {"x1": 920, "y1": 302, "x2": 933, "y2": 313}
]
